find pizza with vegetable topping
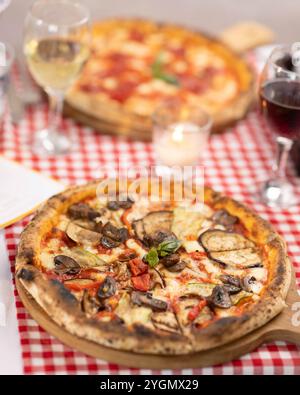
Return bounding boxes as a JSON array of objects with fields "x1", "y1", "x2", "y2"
[
  {"x1": 16, "y1": 181, "x2": 291, "y2": 355},
  {"x1": 65, "y1": 19, "x2": 254, "y2": 136}
]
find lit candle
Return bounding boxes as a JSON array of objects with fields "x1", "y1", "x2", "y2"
[{"x1": 154, "y1": 121, "x2": 209, "y2": 167}]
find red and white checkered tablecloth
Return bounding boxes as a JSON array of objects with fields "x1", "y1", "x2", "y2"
[{"x1": 2, "y1": 69, "x2": 300, "y2": 374}]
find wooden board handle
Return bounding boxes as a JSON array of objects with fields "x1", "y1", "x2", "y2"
[
  {"x1": 262, "y1": 281, "x2": 300, "y2": 346},
  {"x1": 220, "y1": 21, "x2": 275, "y2": 53}
]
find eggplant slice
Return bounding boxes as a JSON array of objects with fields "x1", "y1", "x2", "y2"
[
  {"x1": 132, "y1": 211, "x2": 173, "y2": 243},
  {"x1": 142, "y1": 211, "x2": 173, "y2": 238},
  {"x1": 212, "y1": 210, "x2": 238, "y2": 227},
  {"x1": 131, "y1": 291, "x2": 168, "y2": 312},
  {"x1": 209, "y1": 248, "x2": 261, "y2": 268},
  {"x1": 132, "y1": 219, "x2": 145, "y2": 241},
  {"x1": 199, "y1": 230, "x2": 254, "y2": 252}
]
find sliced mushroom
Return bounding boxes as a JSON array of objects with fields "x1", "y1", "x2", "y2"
[
  {"x1": 107, "y1": 197, "x2": 134, "y2": 211},
  {"x1": 131, "y1": 291, "x2": 168, "y2": 312},
  {"x1": 160, "y1": 253, "x2": 180, "y2": 268},
  {"x1": 118, "y1": 250, "x2": 137, "y2": 262},
  {"x1": 102, "y1": 222, "x2": 128, "y2": 242},
  {"x1": 219, "y1": 275, "x2": 242, "y2": 294},
  {"x1": 68, "y1": 203, "x2": 100, "y2": 221},
  {"x1": 209, "y1": 285, "x2": 232, "y2": 309},
  {"x1": 219, "y1": 274, "x2": 241, "y2": 289},
  {"x1": 142, "y1": 211, "x2": 173, "y2": 239},
  {"x1": 199, "y1": 230, "x2": 254, "y2": 252},
  {"x1": 166, "y1": 260, "x2": 187, "y2": 273},
  {"x1": 54, "y1": 255, "x2": 81, "y2": 275},
  {"x1": 212, "y1": 210, "x2": 238, "y2": 227},
  {"x1": 107, "y1": 201, "x2": 120, "y2": 211},
  {"x1": 209, "y1": 248, "x2": 261, "y2": 268},
  {"x1": 100, "y1": 236, "x2": 120, "y2": 249},
  {"x1": 97, "y1": 276, "x2": 117, "y2": 299},
  {"x1": 82, "y1": 290, "x2": 102, "y2": 316},
  {"x1": 151, "y1": 311, "x2": 181, "y2": 333},
  {"x1": 118, "y1": 197, "x2": 134, "y2": 209},
  {"x1": 242, "y1": 275, "x2": 263, "y2": 294},
  {"x1": 223, "y1": 284, "x2": 242, "y2": 295},
  {"x1": 151, "y1": 231, "x2": 177, "y2": 247},
  {"x1": 66, "y1": 222, "x2": 101, "y2": 245},
  {"x1": 118, "y1": 228, "x2": 129, "y2": 242}
]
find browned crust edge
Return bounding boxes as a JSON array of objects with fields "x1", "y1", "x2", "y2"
[
  {"x1": 15, "y1": 181, "x2": 291, "y2": 355},
  {"x1": 65, "y1": 18, "x2": 255, "y2": 139}
]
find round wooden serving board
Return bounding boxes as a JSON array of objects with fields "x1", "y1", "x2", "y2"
[{"x1": 16, "y1": 272, "x2": 300, "y2": 369}]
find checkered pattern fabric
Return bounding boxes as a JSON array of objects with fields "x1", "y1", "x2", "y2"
[{"x1": 2, "y1": 60, "x2": 300, "y2": 374}]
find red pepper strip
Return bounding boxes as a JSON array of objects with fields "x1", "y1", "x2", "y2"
[
  {"x1": 64, "y1": 280, "x2": 102, "y2": 292},
  {"x1": 188, "y1": 300, "x2": 207, "y2": 322},
  {"x1": 129, "y1": 258, "x2": 148, "y2": 276},
  {"x1": 121, "y1": 208, "x2": 132, "y2": 232},
  {"x1": 189, "y1": 251, "x2": 207, "y2": 260},
  {"x1": 132, "y1": 273, "x2": 150, "y2": 292}
]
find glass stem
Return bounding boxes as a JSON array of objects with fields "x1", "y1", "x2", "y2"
[
  {"x1": 48, "y1": 93, "x2": 64, "y2": 137},
  {"x1": 273, "y1": 136, "x2": 293, "y2": 180}
]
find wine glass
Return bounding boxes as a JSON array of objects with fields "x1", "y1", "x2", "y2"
[
  {"x1": 257, "y1": 44, "x2": 300, "y2": 208},
  {"x1": 23, "y1": 0, "x2": 90, "y2": 155}
]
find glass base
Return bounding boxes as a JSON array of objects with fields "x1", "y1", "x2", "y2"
[
  {"x1": 255, "y1": 178, "x2": 298, "y2": 209},
  {"x1": 33, "y1": 129, "x2": 72, "y2": 156}
]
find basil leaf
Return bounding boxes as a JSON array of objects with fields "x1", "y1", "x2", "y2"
[
  {"x1": 151, "y1": 53, "x2": 180, "y2": 86},
  {"x1": 145, "y1": 247, "x2": 159, "y2": 267},
  {"x1": 157, "y1": 73, "x2": 179, "y2": 86},
  {"x1": 158, "y1": 239, "x2": 181, "y2": 256}
]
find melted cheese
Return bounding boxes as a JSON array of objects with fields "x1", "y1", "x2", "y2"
[
  {"x1": 126, "y1": 239, "x2": 147, "y2": 258},
  {"x1": 40, "y1": 251, "x2": 55, "y2": 270},
  {"x1": 182, "y1": 240, "x2": 204, "y2": 253}
]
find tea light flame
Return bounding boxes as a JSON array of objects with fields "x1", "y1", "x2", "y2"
[{"x1": 172, "y1": 124, "x2": 184, "y2": 142}]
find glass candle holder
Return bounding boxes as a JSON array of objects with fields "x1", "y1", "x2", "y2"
[{"x1": 152, "y1": 100, "x2": 212, "y2": 177}]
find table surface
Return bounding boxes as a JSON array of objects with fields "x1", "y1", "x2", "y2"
[{"x1": 0, "y1": 48, "x2": 300, "y2": 375}]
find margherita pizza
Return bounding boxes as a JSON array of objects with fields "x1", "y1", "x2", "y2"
[
  {"x1": 65, "y1": 19, "x2": 254, "y2": 136},
  {"x1": 16, "y1": 181, "x2": 291, "y2": 355}
]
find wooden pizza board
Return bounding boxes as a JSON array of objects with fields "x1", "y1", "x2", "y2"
[{"x1": 16, "y1": 270, "x2": 300, "y2": 369}]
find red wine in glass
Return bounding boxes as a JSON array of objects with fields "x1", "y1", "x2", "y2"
[
  {"x1": 256, "y1": 46, "x2": 300, "y2": 208},
  {"x1": 260, "y1": 79, "x2": 300, "y2": 140}
]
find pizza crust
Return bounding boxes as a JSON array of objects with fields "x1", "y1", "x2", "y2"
[{"x1": 16, "y1": 181, "x2": 291, "y2": 355}]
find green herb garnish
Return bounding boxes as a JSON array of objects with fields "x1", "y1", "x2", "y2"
[
  {"x1": 144, "y1": 239, "x2": 181, "y2": 267},
  {"x1": 145, "y1": 247, "x2": 159, "y2": 267},
  {"x1": 157, "y1": 239, "x2": 181, "y2": 257},
  {"x1": 151, "y1": 53, "x2": 179, "y2": 86}
]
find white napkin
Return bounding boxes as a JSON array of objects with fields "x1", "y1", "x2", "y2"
[
  {"x1": 0, "y1": 156, "x2": 65, "y2": 229},
  {"x1": 0, "y1": 156, "x2": 65, "y2": 326}
]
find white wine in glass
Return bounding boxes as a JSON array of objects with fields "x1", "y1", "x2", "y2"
[{"x1": 24, "y1": 0, "x2": 90, "y2": 156}]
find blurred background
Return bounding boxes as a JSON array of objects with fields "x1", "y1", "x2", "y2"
[{"x1": 0, "y1": 0, "x2": 300, "y2": 59}]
